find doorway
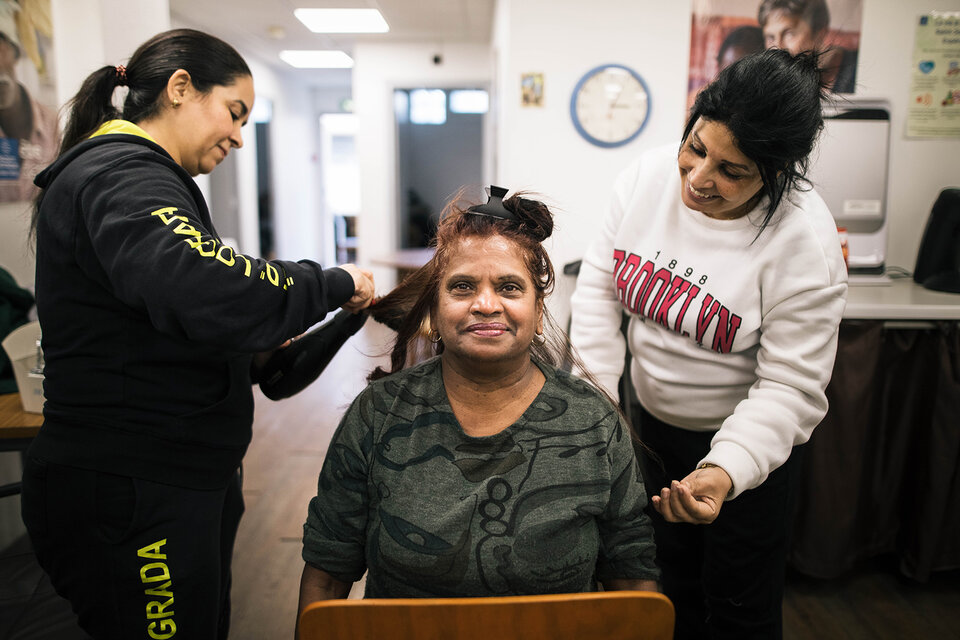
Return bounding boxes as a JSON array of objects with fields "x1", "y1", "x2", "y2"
[
  {"x1": 394, "y1": 87, "x2": 488, "y2": 248},
  {"x1": 319, "y1": 113, "x2": 361, "y2": 266}
]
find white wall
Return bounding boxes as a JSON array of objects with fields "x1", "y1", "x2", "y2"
[
  {"x1": 256, "y1": 67, "x2": 325, "y2": 262},
  {"x1": 353, "y1": 42, "x2": 492, "y2": 291},
  {"x1": 312, "y1": 83, "x2": 352, "y2": 114},
  {"x1": 492, "y1": 0, "x2": 960, "y2": 326},
  {"x1": 856, "y1": 1, "x2": 960, "y2": 272},
  {"x1": 494, "y1": 0, "x2": 690, "y2": 324},
  {"x1": 52, "y1": 0, "x2": 170, "y2": 115}
]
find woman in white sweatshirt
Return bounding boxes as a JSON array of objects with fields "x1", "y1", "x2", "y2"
[{"x1": 569, "y1": 49, "x2": 847, "y2": 639}]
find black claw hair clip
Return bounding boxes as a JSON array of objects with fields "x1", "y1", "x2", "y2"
[{"x1": 466, "y1": 185, "x2": 519, "y2": 222}]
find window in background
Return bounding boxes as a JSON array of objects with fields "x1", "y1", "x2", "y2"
[
  {"x1": 449, "y1": 89, "x2": 489, "y2": 114},
  {"x1": 409, "y1": 89, "x2": 447, "y2": 125}
]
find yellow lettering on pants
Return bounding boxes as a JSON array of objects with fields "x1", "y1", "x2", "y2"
[
  {"x1": 137, "y1": 539, "x2": 168, "y2": 560},
  {"x1": 146, "y1": 595, "x2": 175, "y2": 619},
  {"x1": 148, "y1": 619, "x2": 177, "y2": 640},
  {"x1": 140, "y1": 562, "x2": 171, "y2": 583},
  {"x1": 145, "y1": 581, "x2": 173, "y2": 599},
  {"x1": 139, "y1": 539, "x2": 176, "y2": 637}
]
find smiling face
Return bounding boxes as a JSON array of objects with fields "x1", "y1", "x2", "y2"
[
  {"x1": 173, "y1": 74, "x2": 253, "y2": 176},
  {"x1": 762, "y1": 8, "x2": 823, "y2": 54},
  {"x1": 677, "y1": 118, "x2": 764, "y2": 220},
  {"x1": 431, "y1": 234, "x2": 543, "y2": 370}
]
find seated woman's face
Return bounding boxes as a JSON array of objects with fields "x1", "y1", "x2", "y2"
[{"x1": 431, "y1": 234, "x2": 542, "y2": 367}]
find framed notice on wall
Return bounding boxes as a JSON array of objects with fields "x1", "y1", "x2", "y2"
[
  {"x1": 521, "y1": 73, "x2": 544, "y2": 107},
  {"x1": 907, "y1": 12, "x2": 960, "y2": 138}
]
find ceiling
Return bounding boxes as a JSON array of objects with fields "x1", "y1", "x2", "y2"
[{"x1": 169, "y1": 0, "x2": 496, "y2": 88}]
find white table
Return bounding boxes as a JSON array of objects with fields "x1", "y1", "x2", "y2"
[{"x1": 843, "y1": 277, "x2": 960, "y2": 321}]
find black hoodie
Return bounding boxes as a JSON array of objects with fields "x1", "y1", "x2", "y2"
[{"x1": 29, "y1": 126, "x2": 354, "y2": 488}]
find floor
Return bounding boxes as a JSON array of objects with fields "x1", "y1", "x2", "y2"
[{"x1": 2, "y1": 319, "x2": 958, "y2": 638}]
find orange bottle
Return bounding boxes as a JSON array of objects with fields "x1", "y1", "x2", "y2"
[{"x1": 837, "y1": 226, "x2": 849, "y2": 271}]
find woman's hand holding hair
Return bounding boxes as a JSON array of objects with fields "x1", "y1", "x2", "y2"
[
  {"x1": 339, "y1": 264, "x2": 375, "y2": 312},
  {"x1": 651, "y1": 464, "x2": 733, "y2": 525}
]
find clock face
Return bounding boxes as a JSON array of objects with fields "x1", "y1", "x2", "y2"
[{"x1": 570, "y1": 64, "x2": 651, "y2": 148}]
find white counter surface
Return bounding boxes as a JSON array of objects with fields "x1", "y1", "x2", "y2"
[{"x1": 844, "y1": 277, "x2": 960, "y2": 320}]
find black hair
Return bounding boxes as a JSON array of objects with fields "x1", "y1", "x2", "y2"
[
  {"x1": 30, "y1": 28, "x2": 250, "y2": 241},
  {"x1": 757, "y1": 0, "x2": 831, "y2": 34},
  {"x1": 58, "y1": 28, "x2": 250, "y2": 155},
  {"x1": 682, "y1": 48, "x2": 827, "y2": 237},
  {"x1": 716, "y1": 25, "x2": 764, "y2": 68}
]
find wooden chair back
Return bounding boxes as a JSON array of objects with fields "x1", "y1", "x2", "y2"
[{"x1": 299, "y1": 590, "x2": 674, "y2": 640}]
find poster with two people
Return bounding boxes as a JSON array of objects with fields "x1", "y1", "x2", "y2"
[{"x1": 688, "y1": 0, "x2": 863, "y2": 111}]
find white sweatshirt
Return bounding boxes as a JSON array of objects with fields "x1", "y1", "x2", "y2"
[{"x1": 570, "y1": 143, "x2": 848, "y2": 498}]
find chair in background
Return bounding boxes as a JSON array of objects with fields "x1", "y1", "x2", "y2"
[
  {"x1": 299, "y1": 590, "x2": 674, "y2": 640},
  {"x1": 913, "y1": 187, "x2": 960, "y2": 292}
]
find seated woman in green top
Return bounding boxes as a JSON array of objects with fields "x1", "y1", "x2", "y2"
[{"x1": 296, "y1": 186, "x2": 659, "y2": 618}]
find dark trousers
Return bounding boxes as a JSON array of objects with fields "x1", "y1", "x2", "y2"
[
  {"x1": 20, "y1": 457, "x2": 244, "y2": 640},
  {"x1": 636, "y1": 405, "x2": 802, "y2": 640}
]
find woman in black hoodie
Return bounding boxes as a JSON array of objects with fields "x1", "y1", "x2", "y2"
[{"x1": 20, "y1": 28, "x2": 374, "y2": 640}]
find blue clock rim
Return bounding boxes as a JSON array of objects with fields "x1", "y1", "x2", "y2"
[{"x1": 570, "y1": 63, "x2": 651, "y2": 149}]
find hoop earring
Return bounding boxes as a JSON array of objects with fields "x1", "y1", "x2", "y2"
[
  {"x1": 532, "y1": 332, "x2": 545, "y2": 346},
  {"x1": 429, "y1": 330, "x2": 442, "y2": 344}
]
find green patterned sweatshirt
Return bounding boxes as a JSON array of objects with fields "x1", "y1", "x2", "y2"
[{"x1": 303, "y1": 357, "x2": 659, "y2": 597}]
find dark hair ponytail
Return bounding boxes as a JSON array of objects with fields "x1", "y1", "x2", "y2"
[
  {"x1": 59, "y1": 28, "x2": 250, "y2": 154},
  {"x1": 32, "y1": 29, "x2": 250, "y2": 241},
  {"x1": 58, "y1": 66, "x2": 123, "y2": 155}
]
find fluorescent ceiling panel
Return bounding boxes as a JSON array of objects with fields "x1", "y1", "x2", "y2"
[
  {"x1": 279, "y1": 50, "x2": 354, "y2": 69},
  {"x1": 294, "y1": 8, "x2": 389, "y2": 33}
]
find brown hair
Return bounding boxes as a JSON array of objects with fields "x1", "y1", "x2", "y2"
[{"x1": 367, "y1": 187, "x2": 562, "y2": 380}]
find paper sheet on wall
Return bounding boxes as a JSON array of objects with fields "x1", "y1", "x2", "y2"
[{"x1": 907, "y1": 12, "x2": 960, "y2": 138}]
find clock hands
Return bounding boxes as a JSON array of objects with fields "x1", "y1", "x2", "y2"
[{"x1": 606, "y1": 81, "x2": 626, "y2": 119}]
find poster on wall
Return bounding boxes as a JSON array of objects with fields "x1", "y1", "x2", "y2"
[
  {"x1": 0, "y1": 0, "x2": 57, "y2": 204},
  {"x1": 907, "y1": 12, "x2": 960, "y2": 139},
  {"x1": 687, "y1": 0, "x2": 862, "y2": 112}
]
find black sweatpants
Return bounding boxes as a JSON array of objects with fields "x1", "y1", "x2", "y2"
[
  {"x1": 20, "y1": 457, "x2": 244, "y2": 640},
  {"x1": 636, "y1": 405, "x2": 803, "y2": 640}
]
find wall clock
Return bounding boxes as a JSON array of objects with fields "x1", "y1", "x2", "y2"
[{"x1": 570, "y1": 64, "x2": 651, "y2": 148}]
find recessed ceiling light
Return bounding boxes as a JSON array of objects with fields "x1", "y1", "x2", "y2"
[
  {"x1": 279, "y1": 50, "x2": 354, "y2": 69},
  {"x1": 293, "y1": 8, "x2": 389, "y2": 33}
]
